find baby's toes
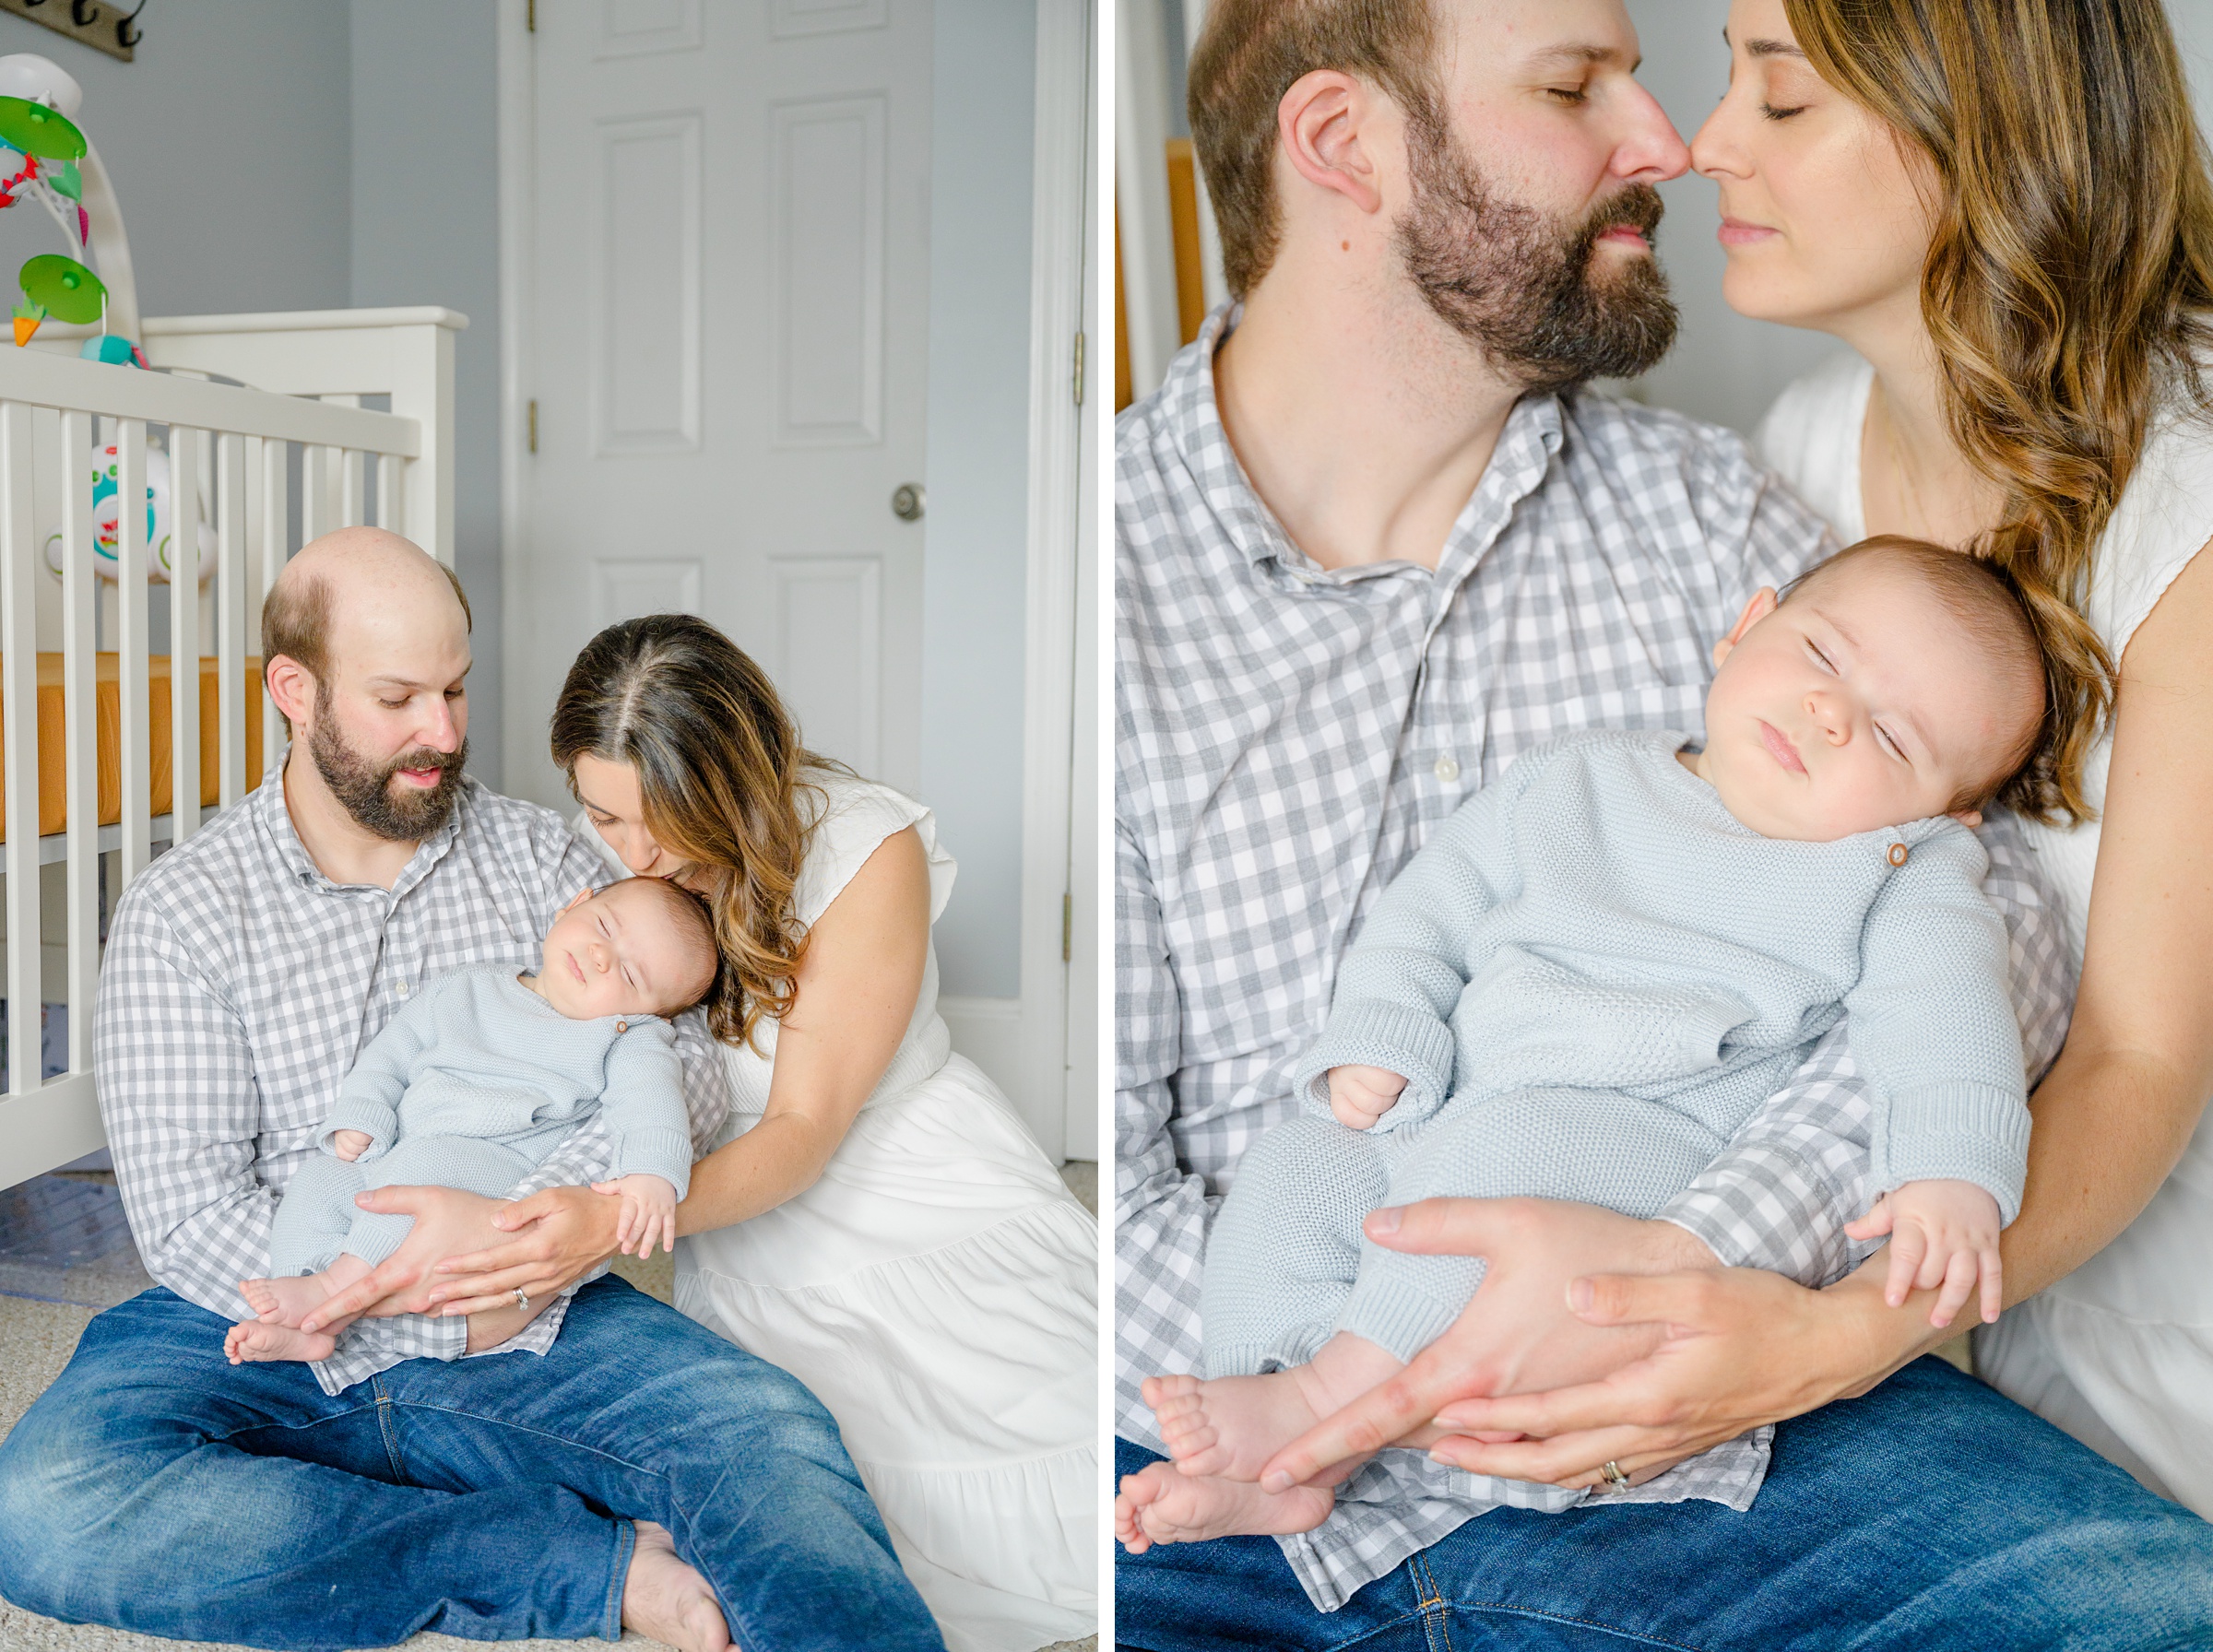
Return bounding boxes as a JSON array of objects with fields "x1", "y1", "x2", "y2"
[
  {"x1": 1143, "y1": 1373, "x2": 1202, "y2": 1418},
  {"x1": 238, "y1": 1278, "x2": 278, "y2": 1317},
  {"x1": 1159, "y1": 1410, "x2": 1218, "y2": 1460}
]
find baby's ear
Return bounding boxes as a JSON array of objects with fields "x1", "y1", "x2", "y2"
[
  {"x1": 1947, "y1": 808, "x2": 1984, "y2": 829},
  {"x1": 560, "y1": 887, "x2": 596, "y2": 915},
  {"x1": 1712, "y1": 586, "x2": 1779, "y2": 669}
]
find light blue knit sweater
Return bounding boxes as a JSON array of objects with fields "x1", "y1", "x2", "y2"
[
  {"x1": 315, "y1": 964, "x2": 694, "y2": 1198},
  {"x1": 1289, "y1": 729, "x2": 2030, "y2": 1220}
]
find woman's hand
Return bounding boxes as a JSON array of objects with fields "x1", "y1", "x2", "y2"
[
  {"x1": 421, "y1": 1184, "x2": 626, "y2": 1316},
  {"x1": 1256, "y1": 1196, "x2": 1939, "y2": 1495}
]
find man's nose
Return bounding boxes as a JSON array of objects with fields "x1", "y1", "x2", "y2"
[{"x1": 415, "y1": 697, "x2": 461, "y2": 753}]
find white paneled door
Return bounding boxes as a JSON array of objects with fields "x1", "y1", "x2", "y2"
[{"x1": 507, "y1": 0, "x2": 930, "y2": 809}]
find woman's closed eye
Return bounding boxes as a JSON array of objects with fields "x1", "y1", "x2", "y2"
[{"x1": 1759, "y1": 101, "x2": 1807, "y2": 122}]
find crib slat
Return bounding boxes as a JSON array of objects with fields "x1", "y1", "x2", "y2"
[
  {"x1": 169, "y1": 427, "x2": 202, "y2": 845},
  {"x1": 116, "y1": 420, "x2": 149, "y2": 887},
  {"x1": 260, "y1": 438, "x2": 287, "y2": 769},
  {"x1": 61, "y1": 411, "x2": 95, "y2": 1073},
  {"x1": 302, "y1": 444, "x2": 330, "y2": 546},
  {"x1": 218, "y1": 433, "x2": 245, "y2": 808},
  {"x1": 0, "y1": 404, "x2": 38, "y2": 1096},
  {"x1": 341, "y1": 450, "x2": 363, "y2": 529},
  {"x1": 375, "y1": 450, "x2": 399, "y2": 533}
]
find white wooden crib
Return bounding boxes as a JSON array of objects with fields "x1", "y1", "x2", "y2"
[{"x1": 0, "y1": 306, "x2": 458, "y2": 1192}]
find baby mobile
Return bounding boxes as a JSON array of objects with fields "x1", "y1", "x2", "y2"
[{"x1": 0, "y1": 54, "x2": 206, "y2": 585}]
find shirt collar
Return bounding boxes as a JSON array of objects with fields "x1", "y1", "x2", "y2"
[
  {"x1": 1157, "y1": 301, "x2": 1568, "y2": 585},
  {"x1": 254, "y1": 749, "x2": 472, "y2": 901}
]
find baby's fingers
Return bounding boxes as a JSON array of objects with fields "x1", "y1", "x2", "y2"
[
  {"x1": 1979, "y1": 1248, "x2": 2005, "y2": 1326},
  {"x1": 1843, "y1": 1195, "x2": 1893, "y2": 1242},
  {"x1": 1884, "y1": 1225, "x2": 1927, "y2": 1308},
  {"x1": 1929, "y1": 1250, "x2": 1978, "y2": 1329}
]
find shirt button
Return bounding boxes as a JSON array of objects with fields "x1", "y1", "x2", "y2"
[
  {"x1": 396, "y1": 982, "x2": 409, "y2": 997},
  {"x1": 1433, "y1": 756, "x2": 1461, "y2": 783}
]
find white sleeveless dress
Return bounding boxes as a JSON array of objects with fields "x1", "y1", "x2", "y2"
[
  {"x1": 580, "y1": 773, "x2": 1098, "y2": 1651},
  {"x1": 1757, "y1": 350, "x2": 2213, "y2": 1513}
]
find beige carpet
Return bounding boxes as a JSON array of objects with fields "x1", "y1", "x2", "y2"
[{"x1": 0, "y1": 1164, "x2": 1101, "y2": 1652}]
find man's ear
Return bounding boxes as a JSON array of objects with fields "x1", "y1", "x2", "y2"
[
  {"x1": 265, "y1": 655, "x2": 315, "y2": 731},
  {"x1": 1711, "y1": 587, "x2": 1779, "y2": 669},
  {"x1": 1277, "y1": 69, "x2": 1385, "y2": 217}
]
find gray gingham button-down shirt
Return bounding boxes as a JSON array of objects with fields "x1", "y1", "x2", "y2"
[
  {"x1": 95, "y1": 766, "x2": 731, "y2": 1397},
  {"x1": 1116, "y1": 310, "x2": 2074, "y2": 1610}
]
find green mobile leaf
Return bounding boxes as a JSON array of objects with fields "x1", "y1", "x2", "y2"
[
  {"x1": 0, "y1": 98, "x2": 85, "y2": 160},
  {"x1": 47, "y1": 159, "x2": 78, "y2": 201},
  {"x1": 20, "y1": 254, "x2": 103, "y2": 323}
]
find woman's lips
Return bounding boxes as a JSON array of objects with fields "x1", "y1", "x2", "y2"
[
  {"x1": 1759, "y1": 720, "x2": 1806, "y2": 774},
  {"x1": 1717, "y1": 217, "x2": 1780, "y2": 247}
]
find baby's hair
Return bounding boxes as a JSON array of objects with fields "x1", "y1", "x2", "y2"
[
  {"x1": 601, "y1": 875, "x2": 722, "y2": 1016},
  {"x1": 1781, "y1": 534, "x2": 2092, "y2": 820}
]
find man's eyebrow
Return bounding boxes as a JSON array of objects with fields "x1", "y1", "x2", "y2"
[{"x1": 1527, "y1": 41, "x2": 1636, "y2": 72}]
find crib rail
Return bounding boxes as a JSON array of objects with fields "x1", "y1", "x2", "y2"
[{"x1": 0, "y1": 310, "x2": 452, "y2": 1193}]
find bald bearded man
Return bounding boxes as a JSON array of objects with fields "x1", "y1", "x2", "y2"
[{"x1": 0, "y1": 530, "x2": 941, "y2": 1652}]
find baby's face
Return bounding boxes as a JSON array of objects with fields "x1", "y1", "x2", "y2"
[
  {"x1": 1697, "y1": 557, "x2": 2036, "y2": 841},
  {"x1": 533, "y1": 880, "x2": 700, "y2": 1021}
]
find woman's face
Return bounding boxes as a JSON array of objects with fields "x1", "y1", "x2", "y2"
[
  {"x1": 571, "y1": 751, "x2": 708, "y2": 893},
  {"x1": 1689, "y1": 0, "x2": 1936, "y2": 335}
]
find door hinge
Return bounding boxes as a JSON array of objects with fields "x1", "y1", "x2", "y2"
[
  {"x1": 527, "y1": 399, "x2": 538, "y2": 454},
  {"x1": 1061, "y1": 892, "x2": 1072, "y2": 962},
  {"x1": 1072, "y1": 332, "x2": 1085, "y2": 407}
]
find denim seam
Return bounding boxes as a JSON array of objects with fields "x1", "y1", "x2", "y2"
[
  {"x1": 371, "y1": 1380, "x2": 406, "y2": 1482},
  {"x1": 1441, "y1": 1600, "x2": 1711, "y2": 1651},
  {"x1": 603, "y1": 1515, "x2": 634, "y2": 1642},
  {"x1": 1410, "y1": 1552, "x2": 1453, "y2": 1652}
]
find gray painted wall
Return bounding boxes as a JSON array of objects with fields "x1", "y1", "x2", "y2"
[
  {"x1": 349, "y1": 0, "x2": 504, "y2": 786},
  {"x1": 1624, "y1": 0, "x2": 2213, "y2": 438},
  {"x1": 918, "y1": 0, "x2": 1036, "y2": 999},
  {"x1": 0, "y1": 0, "x2": 352, "y2": 316}
]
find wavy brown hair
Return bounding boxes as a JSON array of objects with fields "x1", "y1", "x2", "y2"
[
  {"x1": 1787, "y1": 0, "x2": 2213, "y2": 824},
  {"x1": 550, "y1": 615, "x2": 839, "y2": 1052}
]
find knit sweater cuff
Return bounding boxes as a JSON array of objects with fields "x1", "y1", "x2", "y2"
[
  {"x1": 1874, "y1": 1083, "x2": 2030, "y2": 1225},
  {"x1": 1292, "y1": 1001, "x2": 1458, "y2": 1132},
  {"x1": 609, "y1": 1127, "x2": 694, "y2": 1200},
  {"x1": 317, "y1": 1099, "x2": 399, "y2": 1161}
]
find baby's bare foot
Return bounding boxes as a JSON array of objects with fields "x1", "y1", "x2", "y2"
[
  {"x1": 1145, "y1": 1371, "x2": 1326, "y2": 1481},
  {"x1": 225, "y1": 1319, "x2": 338, "y2": 1364},
  {"x1": 1115, "y1": 1462, "x2": 1334, "y2": 1552},
  {"x1": 622, "y1": 1519, "x2": 731, "y2": 1652},
  {"x1": 239, "y1": 1274, "x2": 329, "y2": 1328}
]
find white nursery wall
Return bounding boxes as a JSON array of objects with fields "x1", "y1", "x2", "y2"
[{"x1": 918, "y1": 0, "x2": 1037, "y2": 1002}]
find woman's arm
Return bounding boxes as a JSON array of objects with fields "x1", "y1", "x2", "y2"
[
  {"x1": 1262, "y1": 542, "x2": 2213, "y2": 1490},
  {"x1": 672, "y1": 824, "x2": 929, "y2": 1233}
]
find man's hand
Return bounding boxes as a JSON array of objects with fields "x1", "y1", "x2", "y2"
[
  {"x1": 421, "y1": 1184, "x2": 626, "y2": 1316},
  {"x1": 1327, "y1": 1065, "x2": 1408, "y2": 1130},
  {"x1": 1253, "y1": 1196, "x2": 1719, "y2": 1491},
  {"x1": 299, "y1": 1186, "x2": 514, "y2": 1333}
]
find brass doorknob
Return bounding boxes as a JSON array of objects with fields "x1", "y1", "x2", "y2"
[{"x1": 891, "y1": 483, "x2": 925, "y2": 522}]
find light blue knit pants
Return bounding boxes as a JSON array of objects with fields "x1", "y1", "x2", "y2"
[
  {"x1": 1202, "y1": 1088, "x2": 1723, "y2": 1376},
  {"x1": 266, "y1": 1124, "x2": 574, "y2": 1277}
]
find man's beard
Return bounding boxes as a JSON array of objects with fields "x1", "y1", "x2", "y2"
[
  {"x1": 1394, "y1": 109, "x2": 1678, "y2": 391},
  {"x1": 308, "y1": 699, "x2": 468, "y2": 842}
]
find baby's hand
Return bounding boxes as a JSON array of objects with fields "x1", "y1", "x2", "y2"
[
  {"x1": 1327, "y1": 1065, "x2": 1408, "y2": 1130},
  {"x1": 1845, "y1": 1179, "x2": 2004, "y2": 1328},
  {"x1": 593, "y1": 1173, "x2": 678, "y2": 1257},
  {"x1": 330, "y1": 1129, "x2": 373, "y2": 1162}
]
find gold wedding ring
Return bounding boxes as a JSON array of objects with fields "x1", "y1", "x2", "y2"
[{"x1": 514, "y1": 1288, "x2": 529, "y2": 1310}]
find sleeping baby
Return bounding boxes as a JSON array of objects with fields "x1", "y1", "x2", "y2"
[
  {"x1": 1121, "y1": 533, "x2": 2064, "y2": 1548},
  {"x1": 224, "y1": 873, "x2": 719, "y2": 1365}
]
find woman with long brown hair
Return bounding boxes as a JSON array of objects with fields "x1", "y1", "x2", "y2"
[{"x1": 436, "y1": 616, "x2": 1095, "y2": 1650}]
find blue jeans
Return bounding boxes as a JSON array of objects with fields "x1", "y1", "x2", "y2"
[
  {"x1": 0, "y1": 1278, "x2": 944, "y2": 1651},
  {"x1": 1116, "y1": 1358, "x2": 2213, "y2": 1650}
]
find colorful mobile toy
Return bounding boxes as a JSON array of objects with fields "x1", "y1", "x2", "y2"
[{"x1": 0, "y1": 54, "x2": 143, "y2": 366}]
